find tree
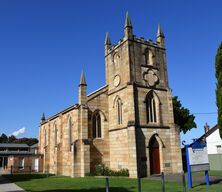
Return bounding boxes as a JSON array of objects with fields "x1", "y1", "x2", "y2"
[
  {"x1": 173, "y1": 96, "x2": 197, "y2": 134},
  {"x1": 0, "y1": 134, "x2": 8, "y2": 143},
  {"x1": 14, "y1": 137, "x2": 38, "y2": 146},
  {"x1": 8, "y1": 135, "x2": 17, "y2": 143},
  {"x1": 0, "y1": 133, "x2": 38, "y2": 146},
  {"x1": 215, "y1": 42, "x2": 222, "y2": 138}
]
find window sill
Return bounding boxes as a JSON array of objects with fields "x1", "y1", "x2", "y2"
[
  {"x1": 92, "y1": 138, "x2": 104, "y2": 142},
  {"x1": 139, "y1": 124, "x2": 170, "y2": 129},
  {"x1": 19, "y1": 167, "x2": 24, "y2": 170}
]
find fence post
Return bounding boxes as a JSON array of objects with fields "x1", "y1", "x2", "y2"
[
  {"x1": 182, "y1": 171, "x2": 186, "y2": 192},
  {"x1": 161, "y1": 172, "x2": 165, "y2": 192},
  {"x1": 138, "y1": 177, "x2": 141, "y2": 192},
  {"x1": 10, "y1": 165, "x2": 13, "y2": 175},
  {"x1": 105, "y1": 177, "x2": 109, "y2": 192}
]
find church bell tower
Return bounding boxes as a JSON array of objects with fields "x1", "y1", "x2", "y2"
[{"x1": 105, "y1": 13, "x2": 182, "y2": 177}]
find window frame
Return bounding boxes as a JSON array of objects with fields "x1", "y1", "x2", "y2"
[
  {"x1": 92, "y1": 112, "x2": 102, "y2": 139},
  {"x1": 145, "y1": 91, "x2": 159, "y2": 124},
  {"x1": 68, "y1": 117, "x2": 73, "y2": 151},
  {"x1": 54, "y1": 123, "x2": 57, "y2": 147},
  {"x1": 116, "y1": 98, "x2": 123, "y2": 125},
  {"x1": 19, "y1": 157, "x2": 25, "y2": 170}
]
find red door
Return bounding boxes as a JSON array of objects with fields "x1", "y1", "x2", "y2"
[
  {"x1": 150, "y1": 147, "x2": 160, "y2": 174},
  {"x1": 149, "y1": 136, "x2": 161, "y2": 175}
]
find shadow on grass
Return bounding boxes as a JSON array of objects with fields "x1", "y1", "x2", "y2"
[
  {"x1": 27, "y1": 188, "x2": 134, "y2": 192},
  {"x1": 192, "y1": 178, "x2": 222, "y2": 188},
  {"x1": 2, "y1": 173, "x2": 54, "y2": 182}
]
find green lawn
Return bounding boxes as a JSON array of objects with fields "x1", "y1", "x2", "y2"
[
  {"x1": 3, "y1": 173, "x2": 222, "y2": 192},
  {"x1": 193, "y1": 170, "x2": 222, "y2": 177}
]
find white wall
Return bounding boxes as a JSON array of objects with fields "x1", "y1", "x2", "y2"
[{"x1": 206, "y1": 129, "x2": 222, "y2": 154}]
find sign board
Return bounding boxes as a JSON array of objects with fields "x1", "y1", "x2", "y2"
[
  {"x1": 188, "y1": 147, "x2": 209, "y2": 165},
  {"x1": 188, "y1": 146, "x2": 210, "y2": 172},
  {"x1": 190, "y1": 164, "x2": 210, "y2": 172},
  {"x1": 185, "y1": 141, "x2": 210, "y2": 188}
]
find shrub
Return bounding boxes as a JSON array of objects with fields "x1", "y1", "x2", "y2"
[{"x1": 92, "y1": 163, "x2": 129, "y2": 177}]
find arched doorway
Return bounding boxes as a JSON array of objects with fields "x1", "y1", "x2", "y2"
[{"x1": 149, "y1": 136, "x2": 160, "y2": 175}]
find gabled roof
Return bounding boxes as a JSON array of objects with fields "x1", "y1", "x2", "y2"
[
  {"x1": 183, "y1": 124, "x2": 218, "y2": 149},
  {"x1": 40, "y1": 85, "x2": 109, "y2": 125},
  {"x1": 188, "y1": 124, "x2": 218, "y2": 147},
  {"x1": 200, "y1": 124, "x2": 218, "y2": 140},
  {"x1": 0, "y1": 143, "x2": 29, "y2": 148}
]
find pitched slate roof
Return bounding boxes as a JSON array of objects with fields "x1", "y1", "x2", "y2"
[
  {"x1": 30, "y1": 143, "x2": 38, "y2": 148},
  {"x1": 198, "y1": 124, "x2": 218, "y2": 141},
  {"x1": 0, "y1": 151, "x2": 33, "y2": 155},
  {"x1": 187, "y1": 124, "x2": 218, "y2": 147},
  {"x1": 0, "y1": 143, "x2": 29, "y2": 148}
]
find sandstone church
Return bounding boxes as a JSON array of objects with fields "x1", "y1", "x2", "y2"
[{"x1": 38, "y1": 13, "x2": 182, "y2": 178}]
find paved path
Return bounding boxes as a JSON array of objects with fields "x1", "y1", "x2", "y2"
[{"x1": 0, "y1": 176, "x2": 25, "y2": 192}]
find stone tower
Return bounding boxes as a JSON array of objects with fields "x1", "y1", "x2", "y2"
[{"x1": 105, "y1": 13, "x2": 182, "y2": 177}]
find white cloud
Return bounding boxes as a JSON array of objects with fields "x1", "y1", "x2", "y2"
[{"x1": 10, "y1": 127, "x2": 26, "y2": 137}]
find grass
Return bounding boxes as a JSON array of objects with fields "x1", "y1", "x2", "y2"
[
  {"x1": 2, "y1": 172, "x2": 222, "y2": 192},
  {"x1": 193, "y1": 170, "x2": 222, "y2": 177}
]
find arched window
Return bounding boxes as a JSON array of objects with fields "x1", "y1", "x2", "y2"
[
  {"x1": 68, "y1": 117, "x2": 72, "y2": 150},
  {"x1": 144, "y1": 48, "x2": 154, "y2": 65},
  {"x1": 117, "y1": 98, "x2": 122, "y2": 124},
  {"x1": 43, "y1": 127, "x2": 46, "y2": 146},
  {"x1": 146, "y1": 92, "x2": 158, "y2": 123},
  {"x1": 92, "y1": 112, "x2": 101, "y2": 138},
  {"x1": 113, "y1": 52, "x2": 120, "y2": 69},
  {"x1": 54, "y1": 123, "x2": 57, "y2": 147}
]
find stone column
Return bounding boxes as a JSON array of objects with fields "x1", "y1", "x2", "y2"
[
  {"x1": 127, "y1": 125, "x2": 138, "y2": 178},
  {"x1": 170, "y1": 124, "x2": 182, "y2": 173}
]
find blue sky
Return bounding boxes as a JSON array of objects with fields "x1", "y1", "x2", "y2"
[{"x1": 0, "y1": 0, "x2": 221, "y2": 144}]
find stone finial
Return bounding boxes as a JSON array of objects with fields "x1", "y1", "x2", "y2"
[
  {"x1": 156, "y1": 24, "x2": 165, "y2": 47},
  {"x1": 124, "y1": 12, "x2": 133, "y2": 39},
  {"x1": 105, "y1": 32, "x2": 111, "y2": 45},
  {"x1": 79, "y1": 70, "x2": 87, "y2": 86},
  {"x1": 41, "y1": 112, "x2": 46, "y2": 122},
  {"x1": 124, "y1": 12, "x2": 132, "y2": 28},
  {"x1": 78, "y1": 70, "x2": 87, "y2": 105},
  {"x1": 157, "y1": 24, "x2": 164, "y2": 37}
]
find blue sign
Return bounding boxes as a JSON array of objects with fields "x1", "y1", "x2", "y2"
[{"x1": 185, "y1": 141, "x2": 210, "y2": 189}]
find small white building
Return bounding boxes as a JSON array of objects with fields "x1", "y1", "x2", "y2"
[
  {"x1": 204, "y1": 124, "x2": 222, "y2": 170},
  {"x1": 206, "y1": 125, "x2": 222, "y2": 154}
]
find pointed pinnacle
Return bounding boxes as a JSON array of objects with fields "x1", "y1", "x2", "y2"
[
  {"x1": 157, "y1": 24, "x2": 164, "y2": 37},
  {"x1": 124, "y1": 12, "x2": 132, "y2": 28},
  {"x1": 105, "y1": 32, "x2": 111, "y2": 45},
  {"x1": 79, "y1": 70, "x2": 87, "y2": 86},
  {"x1": 41, "y1": 112, "x2": 46, "y2": 121}
]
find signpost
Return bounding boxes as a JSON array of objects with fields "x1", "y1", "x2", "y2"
[{"x1": 185, "y1": 140, "x2": 210, "y2": 188}]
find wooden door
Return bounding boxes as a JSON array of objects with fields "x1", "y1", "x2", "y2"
[
  {"x1": 149, "y1": 136, "x2": 160, "y2": 175},
  {"x1": 150, "y1": 147, "x2": 160, "y2": 174}
]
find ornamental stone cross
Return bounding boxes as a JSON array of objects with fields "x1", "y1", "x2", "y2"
[{"x1": 145, "y1": 70, "x2": 159, "y2": 87}]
